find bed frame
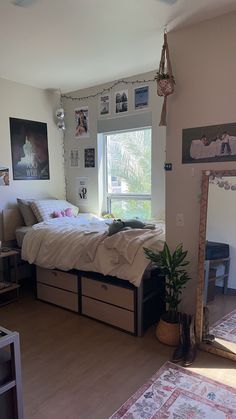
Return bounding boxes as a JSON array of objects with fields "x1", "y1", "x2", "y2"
[{"x1": 2, "y1": 208, "x2": 166, "y2": 336}]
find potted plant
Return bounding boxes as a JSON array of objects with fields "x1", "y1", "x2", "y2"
[
  {"x1": 144, "y1": 242, "x2": 190, "y2": 346},
  {"x1": 155, "y1": 71, "x2": 175, "y2": 97}
]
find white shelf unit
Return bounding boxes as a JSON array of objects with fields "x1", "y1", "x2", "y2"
[{"x1": 0, "y1": 326, "x2": 24, "y2": 419}]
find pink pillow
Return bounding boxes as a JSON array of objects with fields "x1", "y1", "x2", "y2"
[
  {"x1": 52, "y1": 208, "x2": 73, "y2": 218},
  {"x1": 65, "y1": 208, "x2": 73, "y2": 217},
  {"x1": 52, "y1": 210, "x2": 62, "y2": 218}
]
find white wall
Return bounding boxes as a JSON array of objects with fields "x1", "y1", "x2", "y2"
[
  {"x1": 166, "y1": 12, "x2": 236, "y2": 312},
  {"x1": 207, "y1": 181, "x2": 236, "y2": 290},
  {"x1": 63, "y1": 71, "x2": 166, "y2": 219},
  {"x1": 0, "y1": 78, "x2": 65, "y2": 238}
]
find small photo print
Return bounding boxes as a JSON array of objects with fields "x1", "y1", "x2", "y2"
[
  {"x1": 115, "y1": 90, "x2": 128, "y2": 113},
  {"x1": 77, "y1": 177, "x2": 88, "y2": 200},
  {"x1": 0, "y1": 167, "x2": 9, "y2": 186},
  {"x1": 100, "y1": 94, "x2": 110, "y2": 116},
  {"x1": 84, "y1": 148, "x2": 95, "y2": 168},
  {"x1": 134, "y1": 86, "x2": 149, "y2": 109},
  {"x1": 70, "y1": 149, "x2": 80, "y2": 168},
  {"x1": 75, "y1": 107, "x2": 89, "y2": 138}
]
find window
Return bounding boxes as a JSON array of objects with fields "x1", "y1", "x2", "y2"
[{"x1": 104, "y1": 128, "x2": 151, "y2": 219}]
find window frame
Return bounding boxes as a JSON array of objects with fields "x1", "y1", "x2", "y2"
[{"x1": 103, "y1": 127, "x2": 152, "y2": 217}]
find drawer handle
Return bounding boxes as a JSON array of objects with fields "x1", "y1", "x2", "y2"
[{"x1": 101, "y1": 284, "x2": 108, "y2": 291}]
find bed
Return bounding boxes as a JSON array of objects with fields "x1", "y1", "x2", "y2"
[{"x1": 3, "y1": 200, "x2": 166, "y2": 336}]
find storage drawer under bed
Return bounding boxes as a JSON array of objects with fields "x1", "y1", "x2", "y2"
[
  {"x1": 81, "y1": 276, "x2": 135, "y2": 333},
  {"x1": 81, "y1": 277, "x2": 134, "y2": 310},
  {"x1": 36, "y1": 267, "x2": 79, "y2": 312},
  {"x1": 37, "y1": 267, "x2": 78, "y2": 292},
  {"x1": 82, "y1": 295, "x2": 135, "y2": 333},
  {"x1": 37, "y1": 282, "x2": 79, "y2": 312}
]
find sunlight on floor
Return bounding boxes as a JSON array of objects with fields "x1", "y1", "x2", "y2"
[
  {"x1": 213, "y1": 337, "x2": 236, "y2": 354},
  {"x1": 188, "y1": 365, "x2": 236, "y2": 389}
]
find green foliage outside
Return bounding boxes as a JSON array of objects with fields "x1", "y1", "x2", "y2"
[
  {"x1": 107, "y1": 129, "x2": 151, "y2": 219},
  {"x1": 111, "y1": 199, "x2": 151, "y2": 220}
]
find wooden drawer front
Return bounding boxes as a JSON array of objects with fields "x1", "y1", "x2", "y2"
[
  {"x1": 37, "y1": 283, "x2": 78, "y2": 312},
  {"x1": 81, "y1": 277, "x2": 134, "y2": 311},
  {"x1": 82, "y1": 296, "x2": 135, "y2": 333},
  {"x1": 37, "y1": 267, "x2": 78, "y2": 293}
]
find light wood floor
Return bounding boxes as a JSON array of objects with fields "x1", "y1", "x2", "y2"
[
  {"x1": 1, "y1": 289, "x2": 236, "y2": 419},
  {"x1": 207, "y1": 293, "x2": 236, "y2": 354},
  {"x1": 208, "y1": 292, "x2": 236, "y2": 325}
]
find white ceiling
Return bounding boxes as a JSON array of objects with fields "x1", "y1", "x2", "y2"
[{"x1": 0, "y1": 0, "x2": 236, "y2": 93}]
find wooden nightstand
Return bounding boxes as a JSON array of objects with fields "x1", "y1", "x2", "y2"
[{"x1": 0, "y1": 249, "x2": 20, "y2": 306}]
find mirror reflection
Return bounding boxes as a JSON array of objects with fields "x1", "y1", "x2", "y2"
[{"x1": 203, "y1": 175, "x2": 236, "y2": 354}]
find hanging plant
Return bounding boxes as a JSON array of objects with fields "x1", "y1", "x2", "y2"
[{"x1": 156, "y1": 32, "x2": 175, "y2": 126}]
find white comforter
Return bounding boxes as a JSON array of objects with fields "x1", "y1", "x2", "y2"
[{"x1": 22, "y1": 214, "x2": 165, "y2": 287}]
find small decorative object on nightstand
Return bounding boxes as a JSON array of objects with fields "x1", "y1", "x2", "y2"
[{"x1": 0, "y1": 249, "x2": 20, "y2": 306}]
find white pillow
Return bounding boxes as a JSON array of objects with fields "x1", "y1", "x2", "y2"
[{"x1": 31, "y1": 200, "x2": 79, "y2": 222}]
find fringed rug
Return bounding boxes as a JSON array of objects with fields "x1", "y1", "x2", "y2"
[
  {"x1": 109, "y1": 361, "x2": 236, "y2": 418},
  {"x1": 210, "y1": 309, "x2": 236, "y2": 344}
]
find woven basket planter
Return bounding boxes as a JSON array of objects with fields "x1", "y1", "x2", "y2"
[
  {"x1": 156, "y1": 317, "x2": 180, "y2": 347},
  {"x1": 156, "y1": 78, "x2": 174, "y2": 97}
]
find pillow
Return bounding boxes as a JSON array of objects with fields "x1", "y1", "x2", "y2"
[
  {"x1": 17, "y1": 198, "x2": 38, "y2": 226},
  {"x1": 52, "y1": 208, "x2": 73, "y2": 218},
  {"x1": 31, "y1": 200, "x2": 79, "y2": 222}
]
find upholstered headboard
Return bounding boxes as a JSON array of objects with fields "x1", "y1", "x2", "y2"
[{"x1": 2, "y1": 209, "x2": 24, "y2": 242}]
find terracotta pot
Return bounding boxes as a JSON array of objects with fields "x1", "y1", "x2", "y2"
[{"x1": 156, "y1": 317, "x2": 180, "y2": 346}]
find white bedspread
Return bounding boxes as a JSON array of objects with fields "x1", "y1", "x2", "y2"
[{"x1": 21, "y1": 214, "x2": 165, "y2": 287}]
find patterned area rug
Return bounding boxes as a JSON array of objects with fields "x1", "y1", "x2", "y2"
[
  {"x1": 109, "y1": 361, "x2": 236, "y2": 418},
  {"x1": 210, "y1": 309, "x2": 236, "y2": 344}
]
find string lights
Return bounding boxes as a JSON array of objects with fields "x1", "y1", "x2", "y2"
[{"x1": 61, "y1": 77, "x2": 156, "y2": 102}]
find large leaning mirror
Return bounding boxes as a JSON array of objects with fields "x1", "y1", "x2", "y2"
[{"x1": 196, "y1": 169, "x2": 236, "y2": 361}]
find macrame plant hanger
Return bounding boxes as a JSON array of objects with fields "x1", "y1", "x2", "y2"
[{"x1": 156, "y1": 29, "x2": 175, "y2": 126}]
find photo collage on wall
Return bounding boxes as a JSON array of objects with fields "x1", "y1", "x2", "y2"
[
  {"x1": 98, "y1": 85, "x2": 149, "y2": 117},
  {"x1": 73, "y1": 84, "x2": 150, "y2": 172}
]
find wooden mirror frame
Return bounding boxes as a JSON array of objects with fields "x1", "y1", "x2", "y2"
[{"x1": 196, "y1": 169, "x2": 236, "y2": 361}]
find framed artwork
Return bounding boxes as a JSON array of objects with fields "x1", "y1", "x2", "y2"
[
  {"x1": 182, "y1": 122, "x2": 236, "y2": 164},
  {"x1": 9, "y1": 117, "x2": 49, "y2": 180}
]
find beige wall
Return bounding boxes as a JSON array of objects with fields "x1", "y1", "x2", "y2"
[
  {"x1": 63, "y1": 71, "x2": 166, "y2": 218},
  {"x1": 0, "y1": 78, "x2": 65, "y2": 238},
  {"x1": 166, "y1": 12, "x2": 236, "y2": 312}
]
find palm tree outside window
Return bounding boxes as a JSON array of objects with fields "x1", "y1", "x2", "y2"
[{"x1": 104, "y1": 128, "x2": 152, "y2": 219}]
